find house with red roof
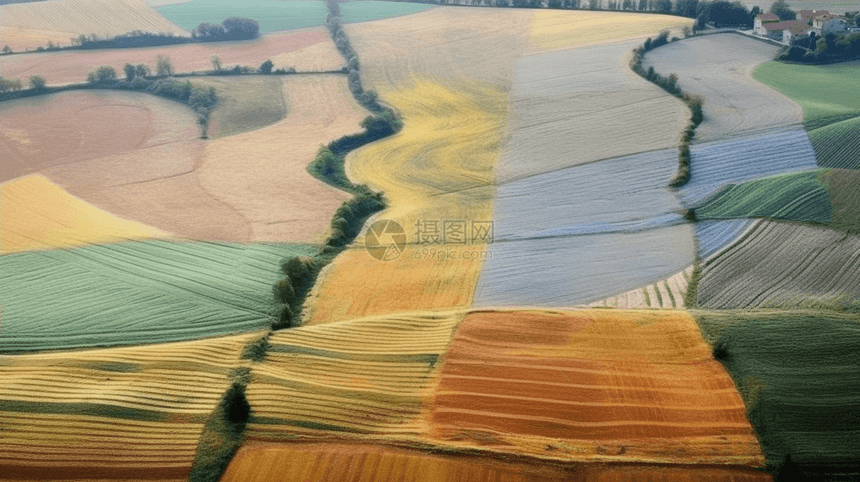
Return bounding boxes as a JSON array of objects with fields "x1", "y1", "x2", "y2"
[{"x1": 754, "y1": 13, "x2": 781, "y2": 35}]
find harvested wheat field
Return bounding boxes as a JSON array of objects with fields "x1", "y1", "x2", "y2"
[
  {"x1": 530, "y1": 9, "x2": 692, "y2": 51},
  {"x1": 497, "y1": 42, "x2": 688, "y2": 181},
  {"x1": 694, "y1": 310, "x2": 860, "y2": 478},
  {"x1": 473, "y1": 224, "x2": 695, "y2": 308},
  {"x1": 676, "y1": 128, "x2": 818, "y2": 206},
  {"x1": 191, "y1": 76, "x2": 286, "y2": 138},
  {"x1": 0, "y1": 240, "x2": 314, "y2": 351},
  {"x1": 245, "y1": 310, "x2": 462, "y2": 441},
  {"x1": 0, "y1": 175, "x2": 167, "y2": 255},
  {"x1": 221, "y1": 441, "x2": 771, "y2": 482},
  {"x1": 0, "y1": 89, "x2": 198, "y2": 183},
  {"x1": 642, "y1": 34, "x2": 802, "y2": 143},
  {"x1": 0, "y1": 332, "x2": 258, "y2": 480},
  {"x1": 195, "y1": 75, "x2": 364, "y2": 243},
  {"x1": 347, "y1": 7, "x2": 531, "y2": 91},
  {"x1": 38, "y1": 76, "x2": 361, "y2": 244},
  {"x1": 306, "y1": 80, "x2": 506, "y2": 324},
  {"x1": 588, "y1": 266, "x2": 693, "y2": 309},
  {"x1": 1, "y1": 28, "x2": 342, "y2": 86},
  {"x1": 698, "y1": 220, "x2": 860, "y2": 309},
  {"x1": 0, "y1": 0, "x2": 187, "y2": 52},
  {"x1": 429, "y1": 309, "x2": 766, "y2": 468}
]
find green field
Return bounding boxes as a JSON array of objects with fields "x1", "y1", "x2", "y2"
[
  {"x1": 193, "y1": 77, "x2": 286, "y2": 137},
  {"x1": 0, "y1": 241, "x2": 315, "y2": 352},
  {"x1": 696, "y1": 170, "x2": 831, "y2": 224},
  {"x1": 809, "y1": 116, "x2": 860, "y2": 169},
  {"x1": 157, "y1": 0, "x2": 434, "y2": 35},
  {"x1": 823, "y1": 169, "x2": 860, "y2": 234},
  {"x1": 693, "y1": 310, "x2": 860, "y2": 478},
  {"x1": 754, "y1": 61, "x2": 860, "y2": 130}
]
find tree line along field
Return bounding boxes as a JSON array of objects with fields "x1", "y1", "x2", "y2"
[
  {"x1": 1, "y1": 28, "x2": 345, "y2": 86},
  {"x1": 0, "y1": 332, "x2": 261, "y2": 479},
  {"x1": 0, "y1": 0, "x2": 187, "y2": 52}
]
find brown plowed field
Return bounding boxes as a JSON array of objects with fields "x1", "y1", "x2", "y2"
[
  {"x1": 220, "y1": 442, "x2": 772, "y2": 482},
  {"x1": 1, "y1": 28, "x2": 341, "y2": 85},
  {"x1": 429, "y1": 310, "x2": 766, "y2": 467}
]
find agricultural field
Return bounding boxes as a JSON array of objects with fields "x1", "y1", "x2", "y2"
[
  {"x1": 694, "y1": 310, "x2": 860, "y2": 478},
  {"x1": 696, "y1": 219, "x2": 757, "y2": 259},
  {"x1": 0, "y1": 240, "x2": 314, "y2": 351},
  {"x1": 0, "y1": 332, "x2": 259, "y2": 479},
  {"x1": 497, "y1": 42, "x2": 688, "y2": 181},
  {"x1": 0, "y1": 0, "x2": 187, "y2": 51},
  {"x1": 190, "y1": 77, "x2": 287, "y2": 138},
  {"x1": 245, "y1": 310, "x2": 462, "y2": 440},
  {"x1": 823, "y1": 169, "x2": 860, "y2": 233},
  {"x1": 530, "y1": 9, "x2": 693, "y2": 50},
  {"x1": 588, "y1": 266, "x2": 693, "y2": 309},
  {"x1": 642, "y1": 34, "x2": 802, "y2": 142},
  {"x1": 695, "y1": 170, "x2": 831, "y2": 224},
  {"x1": 697, "y1": 220, "x2": 860, "y2": 309},
  {"x1": 429, "y1": 310, "x2": 767, "y2": 468},
  {"x1": 1, "y1": 28, "x2": 344, "y2": 86},
  {"x1": 0, "y1": 89, "x2": 199, "y2": 183},
  {"x1": 157, "y1": 0, "x2": 434, "y2": 35},
  {"x1": 808, "y1": 116, "x2": 860, "y2": 169},
  {"x1": 754, "y1": 60, "x2": 860, "y2": 131},
  {"x1": 676, "y1": 128, "x2": 818, "y2": 206},
  {"x1": 0, "y1": 175, "x2": 168, "y2": 254}
]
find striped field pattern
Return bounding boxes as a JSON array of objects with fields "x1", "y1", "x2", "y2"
[
  {"x1": 429, "y1": 309, "x2": 766, "y2": 466},
  {"x1": 808, "y1": 116, "x2": 860, "y2": 170},
  {"x1": 698, "y1": 220, "x2": 860, "y2": 309},
  {"x1": 0, "y1": 332, "x2": 260, "y2": 480},
  {"x1": 245, "y1": 311, "x2": 462, "y2": 440},
  {"x1": 588, "y1": 266, "x2": 693, "y2": 309},
  {"x1": 695, "y1": 219, "x2": 756, "y2": 260}
]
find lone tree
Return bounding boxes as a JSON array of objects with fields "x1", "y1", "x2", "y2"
[
  {"x1": 258, "y1": 59, "x2": 273, "y2": 74},
  {"x1": 156, "y1": 55, "x2": 174, "y2": 77},
  {"x1": 211, "y1": 54, "x2": 222, "y2": 71},
  {"x1": 2, "y1": 45, "x2": 11, "y2": 54},
  {"x1": 28, "y1": 75, "x2": 46, "y2": 90},
  {"x1": 769, "y1": 0, "x2": 796, "y2": 20},
  {"x1": 123, "y1": 63, "x2": 136, "y2": 81},
  {"x1": 87, "y1": 65, "x2": 117, "y2": 84}
]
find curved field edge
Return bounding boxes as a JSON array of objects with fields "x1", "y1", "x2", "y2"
[
  {"x1": 0, "y1": 240, "x2": 316, "y2": 352},
  {"x1": 753, "y1": 60, "x2": 860, "y2": 131},
  {"x1": 0, "y1": 174, "x2": 169, "y2": 255},
  {"x1": 691, "y1": 309, "x2": 860, "y2": 478},
  {"x1": 808, "y1": 115, "x2": 860, "y2": 169},
  {"x1": 587, "y1": 266, "x2": 693, "y2": 309}
]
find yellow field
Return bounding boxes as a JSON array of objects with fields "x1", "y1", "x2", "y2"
[
  {"x1": 0, "y1": 174, "x2": 168, "y2": 255},
  {"x1": 245, "y1": 310, "x2": 463, "y2": 441},
  {"x1": 530, "y1": 10, "x2": 693, "y2": 51},
  {"x1": 0, "y1": 332, "x2": 260, "y2": 480},
  {"x1": 305, "y1": 80, "x2": 507, "y2": 324},
  {"x1": 0, "y1": 0, "x2": 187, "y2": 51}
]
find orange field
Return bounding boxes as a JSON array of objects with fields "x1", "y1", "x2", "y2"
[
  {"x1": 220, "y1": 442, "x2": 772, "y2": 482},
  {"x1": 429, "y1": 310, "x2": 766, "y2": 467},
  {"x1": 1, "y1": 28, "x2": 342, "y2": 86}
]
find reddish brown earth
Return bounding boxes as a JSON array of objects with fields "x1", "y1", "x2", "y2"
[
  {"x1": 428, "y1": 310, "x2": 767, "y2": 468},
  {"x1": 1, "y1": 29, "x2": 338, "y2": 86}
]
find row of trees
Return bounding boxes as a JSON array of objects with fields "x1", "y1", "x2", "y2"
[
  {"x1": 783, "y1": 32, "x2": 860, "y2": 63},
  {"x1": 192, "y1": 17, "x2": 260, "y2": 41},
  {"x1": 0, "y1": 75, "x2": 45, "y2": 93}
]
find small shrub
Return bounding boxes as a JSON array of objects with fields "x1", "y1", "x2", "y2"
[
  {"x1": 272, "y1": 277, "x2": 296, "y2": 305},
  {"x1": 712, "y1": 338, "x2": 730, "y2": 360},
  {"x1": 272, "y1": 304, "x2": 293, "y2": 330},
  {"x1": 258, "y1": 59, "x2": 273, "y2": 74},
  {"x1": 241, "y1": 334, "x2": 270, "y2": 362},
  {"x1": 28, "y1": 75, "x2": 46, "y2": 90}
]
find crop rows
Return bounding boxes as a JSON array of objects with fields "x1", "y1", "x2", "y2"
[
  {"x1": 429, "y1": 310, "x2": 766, "y2": 466},
  {"x1": 695, "y1": 219, "x2": 756, "y2": 260},
  {"x1": 0, "y1": 332, "x2": 258, "y2": 479},
  {"x1": 588, "y1": 266, "x2": 692, "y2": 309},
  {"x1": 696, "y1": 170, "x2": 831, "y2": 224},
  {"x1": 698, "y1": 220, "x2": 860, "y2": 309},
  {"x1": 694, "y1": 310, "x2": 860, "y2": 478},
  {"x1": 809, "y1": 116, "x2": 860, "y2": 170},
  {"x1": 0, "y1": 239, "x2": 315, "y2": 351},
  {"x1": 676, "y1": 128, "x2": 818, "y2": 206},
  {"x1": 245, "y1": 310, "x2": 462, "y2": 440}
]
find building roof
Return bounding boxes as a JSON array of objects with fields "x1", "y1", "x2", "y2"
[
  {"x1": 764, "y1": 20, "x2": 808, "y2": 31},
  {"x1": 784, "y1": 23, "x2": 811, "y2": 35},
  {"x1": 799, "y1": 9, "x2": 830, "y2": 19},
  {"x1": 814, "y1": 13, "x2": 843, "y2": 22},
  {"x1": 757, "y1": 13, "x2": 780, "y2": 22}
]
